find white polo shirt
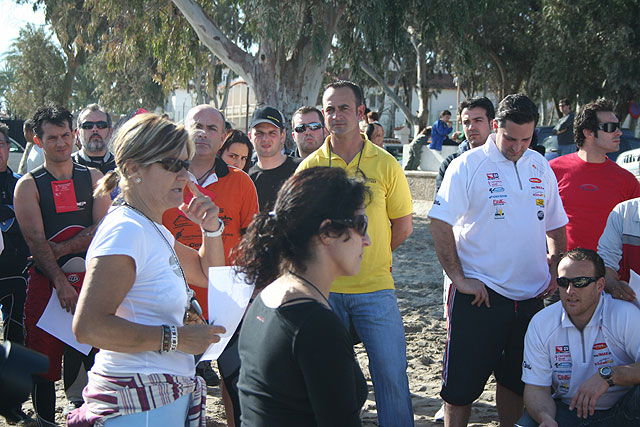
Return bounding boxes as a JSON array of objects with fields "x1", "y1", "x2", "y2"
[
  {"x1": 522, "y1": 294, "x2": 640, "y2": 409},
  {"x1": 428, "y1": 135, "x2": 568, "y2": 300}
]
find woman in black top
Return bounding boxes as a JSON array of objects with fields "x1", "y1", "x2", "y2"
[{"x1": 234, "y1": 167, "x2": 371, "y2": 426}]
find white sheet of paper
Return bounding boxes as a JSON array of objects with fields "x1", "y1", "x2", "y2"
[
  {"x1": 628, "y1": 269, "x2": 640, "y2": 310},
  {"x1": 200, "y1": 266, "x2": 254, "y2": 361},
  {"x1": 36, "y1": 289, "x2": 92, "y2": 355}
]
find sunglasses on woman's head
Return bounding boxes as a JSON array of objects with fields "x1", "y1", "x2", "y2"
[
  {"x1": 331, "y1": 214, "x2": 368, "y2": 236},
  {"x1": 556, "y1": 276, "x2": 597, "y2": 288},
  {"x1": 156, "y1": 158, "x2": 191, "y2": 173}
]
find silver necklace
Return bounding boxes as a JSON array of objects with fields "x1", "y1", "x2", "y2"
[{"x1": 123, "y1": 203, "x2": 193, "y2": 311}]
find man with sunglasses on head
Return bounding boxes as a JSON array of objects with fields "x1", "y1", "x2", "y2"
[
  {"x1": 429, "y1": 94, "x2": 568, "y2": 427},
  {"x1": 72, "y1": 104, "x2": 116, "y2": 175},
  {"x1": 518, "y1": 248, "x2": 640, "y2": 427},
  {"x1": 550, "y1": 99, "x2": 640, "y2": 254},
  {"x1": 297, "y1": 80, "x2": 415, "y2": 427},
  {"x1": 291, "y1": 105, "x2": 327, "y2": 159},
  {"x1": 14, "y1": 103, "x2": 111, "y2": 425}
]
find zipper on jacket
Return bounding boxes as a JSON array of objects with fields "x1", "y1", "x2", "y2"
[{"x1": 513, "y1": 162, "x2": 523, "y2": 190}]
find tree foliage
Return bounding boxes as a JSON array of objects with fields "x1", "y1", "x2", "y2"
[{"x1": 2, "y1": 24, "x2": 66, "y2": 117}]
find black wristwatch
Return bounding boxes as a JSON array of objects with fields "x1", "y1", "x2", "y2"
[{"x1": 599, "y1": 366, "x2": 615, "y2": 387}]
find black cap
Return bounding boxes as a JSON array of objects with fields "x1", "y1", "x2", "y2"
[{"x1": 250, "y1": 106, "x2": 285, "y2": 129}]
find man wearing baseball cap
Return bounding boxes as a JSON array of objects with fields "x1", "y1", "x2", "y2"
[{"x1": 248, "y1": 106, "x2": 301, "y2": 211}]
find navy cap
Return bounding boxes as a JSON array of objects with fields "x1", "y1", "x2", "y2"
[{"x1": 250, "y1": 106, "x2": 285, "y2": 129}]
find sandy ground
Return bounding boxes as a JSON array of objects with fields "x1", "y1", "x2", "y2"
[{"x1": 8, "y1": 206, "x2": 501, "y2": 426}]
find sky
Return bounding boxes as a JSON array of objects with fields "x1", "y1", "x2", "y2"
[{"x1": 0, "y1": 0, "x2": 47, "y2": 62}]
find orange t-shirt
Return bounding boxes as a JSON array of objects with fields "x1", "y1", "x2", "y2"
[{"x1": 163, "y1": 160, "x2": 258, "y2": 319}]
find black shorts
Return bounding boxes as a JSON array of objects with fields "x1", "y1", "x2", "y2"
[{"x1": 441, "y1": 285, "x2": 543, "y2": 406}]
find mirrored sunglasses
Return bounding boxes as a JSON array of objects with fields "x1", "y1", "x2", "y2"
[
  {"x1": 80, "y1": 121, "x2": 109, "y2": 130},
  {"x1": 294, "y1": 122, "x2": 323, "y2": 133},
  {"x1": 156, "y1": 158, "x2": 191, "y2": 173},
  {"x1": 556, "y1": 276, "x2": 597, "y2": 288}
]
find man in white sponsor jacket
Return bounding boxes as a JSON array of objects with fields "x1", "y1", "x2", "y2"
[
  {"x1": 518, "y1": 248, "x2": 640, "y2": 426},
  {"x1": 429, "y1": 94, "x2": 568, "y2": 427}
]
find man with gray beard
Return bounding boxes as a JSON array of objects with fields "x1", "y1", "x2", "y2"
[{"x1": 72, "y1": 104, "x2": 116, "y2": 174}]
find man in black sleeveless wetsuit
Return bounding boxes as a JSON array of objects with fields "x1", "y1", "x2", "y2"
[{"x1": 14, "y1": 103, "x2": 110, "y2": 425}]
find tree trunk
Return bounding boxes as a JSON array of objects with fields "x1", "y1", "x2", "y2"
[
  {"x1": 360, "y1": 61, "x2": 417, "y2": 128},
  {"x1": 220, "y1": 69, "x2": 232, "y2": 111},
  {"x1": 172, "y1": 0, "x2": 344, "y2": 124},
  {"x1": 408, "y1": 27, "x2": 429, "y2": 130},
  {"x1": 486, "y1": 50, "x2": 508, "y2": 100},
  {"x1": 60, "y1": 49, "x2": 84, "y2": 105}
]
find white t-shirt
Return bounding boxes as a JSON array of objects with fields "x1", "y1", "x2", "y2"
[
  {"x1": 522, "y1": 293, "x2": 640, "y2": 409},
  {"x1": 428, "y1": 136, "x2": 568, "y2": 300},
  {"x1": 86, "y1": 206, "x2": 194, "y2": 377}
]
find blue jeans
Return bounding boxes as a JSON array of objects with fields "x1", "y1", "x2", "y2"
[
  {"x1": 516, "y1": 386, "x2": 640, "y2": 426},
  {"x1": 329, "y1": 289, "x2": 414, "y2": 427}
]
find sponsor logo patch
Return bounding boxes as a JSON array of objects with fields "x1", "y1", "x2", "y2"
[
  {"x1": 523, "y1": 361, "x2": 532, "y2": 370},
  {"x1": 494, "y1": 208, "x2": 505, "y2": 219},
  {"x1": 537, "y1": 210, "x2": 544, "y2": 220},
  {"x1": 580, "y1": 184, "x2": 599, "y2": 191},
  {"x1": 487, "y1": 173, "x2": 499, "y2": 180},
  {"x1": 593, "y1": 343, "x2": 607, "y2": 350},
  {"x1": 536, "y1": 199, "x2": 545, "y2": 206},
  {"x1": 489, "y1": 187, "x2": 505, "y2": 193},
  {"x1": 556, "y1": 345, "x2": 569, "y2": 353},
  {"x1": 529, "y1": 178, "x2": 542, "y2": 183},
  {"x1": 493, "y1": 199, "x2": 506, "y2": 206},
  {"x1": 490, "y1": 194, "x2": 508, "y2": 199}
]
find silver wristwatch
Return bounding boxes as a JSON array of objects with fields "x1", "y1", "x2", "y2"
[
  {"x1": 599, "y1": 366, "x2": 615, "y2": 387},
  {"x1": 201, "y1": 218, "x2": 225, "y2": 237}
]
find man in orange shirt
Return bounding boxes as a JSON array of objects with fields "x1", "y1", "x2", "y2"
[{"x1": 162, "y1": 105, "x2": 258, "y2": 413}]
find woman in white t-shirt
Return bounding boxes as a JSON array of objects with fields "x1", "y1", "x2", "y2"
[{"x1": 68, "y1": 113, "x2": 226, "y2": 426}]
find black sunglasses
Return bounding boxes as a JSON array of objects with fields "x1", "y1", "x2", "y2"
[
  {"x1": 557, "y1": 276, "x2": 598, "y2": 288},
  {"x1": 80, "y1": 121, "x2": 109, "y2": 130},
  {"x1": 156, "y1": 158, "x2": 191, "y2": 173},
  {"x1": 332, "y1": 214, "x2": 368, "y2": 236},
  {"x1": 597, "y1": 122, "x2": 620, "y2": 133},
  {"x1": 294, "y1": 122, "x2": 323, "y2": 133}
]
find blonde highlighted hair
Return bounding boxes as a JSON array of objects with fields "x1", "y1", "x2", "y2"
[{"x1": 94, "y1": 113, "x2": 193, "y2": 197}]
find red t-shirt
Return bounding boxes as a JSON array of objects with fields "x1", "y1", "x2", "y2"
[
  {"x1": 550, "y1": 153, "x2": 640, "y2": 250},
  {"x1": 163, "y1": 162, "x2": 258, "y2": 319}
]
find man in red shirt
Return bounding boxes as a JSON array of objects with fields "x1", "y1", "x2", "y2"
[{"x1": 550, "y1": 98, "x2": 640, "y2": 252}]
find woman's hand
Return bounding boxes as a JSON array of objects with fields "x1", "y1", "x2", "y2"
[
  {"x1": 177, "y1": 324, "x2": 226, "y2": 354},
  {"x1": 180, "y1": 181, "x2": 221, "y2": 232}
]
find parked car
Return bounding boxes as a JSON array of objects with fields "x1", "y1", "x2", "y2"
[
  {"x1": 538, "y1": 127, "x2": 640, "y2": 162},
  {"x1": 383, "y1": 141, "x2": 403, "y2": 163},
  {"x1": 617, "y1": 147, "x2": 640, "y2": 176},
  {"x1": 7, "y1": 136, "x2": 25, "y2": 172}
]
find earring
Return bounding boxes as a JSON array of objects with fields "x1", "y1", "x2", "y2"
[{"x1": 134, "y1": 177, "x2": 141, "y2": 183}]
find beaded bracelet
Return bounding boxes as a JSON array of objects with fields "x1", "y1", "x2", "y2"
[
  {"x1": 169, "y1": 325, "x2": 178, "y2": 352},
  {"x1": 160, "y1": 324, "x2": 171, "y2": 353}
]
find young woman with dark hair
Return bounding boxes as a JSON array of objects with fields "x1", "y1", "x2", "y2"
[{"x1": 234, "y1": 167, "x2": 371, "y2": 426}]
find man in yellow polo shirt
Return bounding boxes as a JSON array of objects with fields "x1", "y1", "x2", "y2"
[{"x1": 297, "y1": 80, "x2": 414, "y2": 426}]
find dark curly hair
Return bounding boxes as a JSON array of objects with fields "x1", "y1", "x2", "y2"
[
  {"x1": 232, "y1": 167, "x2": 370, "y2": 290},
  {"x1": 32, "y1": 102, "x2": 74, "y2": 139},
  {"x1": 574, "y1": 98, "x2": 615, "y2": 148}
]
